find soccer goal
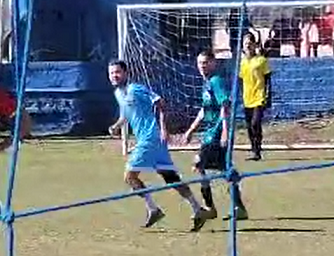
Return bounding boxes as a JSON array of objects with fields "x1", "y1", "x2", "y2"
[{"x1": 117, "y1": 0, "x2": 334, "y2": 155}]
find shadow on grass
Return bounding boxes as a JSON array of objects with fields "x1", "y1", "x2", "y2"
[
  {"x1": 143, "y1": 227, "x2": 325, "y2": 234},
  {"x1": 251, "y1": 216, "x2": 334, "y2": 221},
  {"x1": 263, "y1": 157, "x2": 334, "y2": 161}
]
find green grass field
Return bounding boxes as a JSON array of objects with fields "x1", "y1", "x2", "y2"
[{"x1": 1, "y1": 139, "x2": 334, "y2": 256}]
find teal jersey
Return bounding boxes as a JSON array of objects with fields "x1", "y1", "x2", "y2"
[{"x1": 202, "y1": 74, "x2": 230, "y2": 145}]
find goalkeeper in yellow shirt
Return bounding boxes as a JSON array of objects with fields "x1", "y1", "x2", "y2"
[{"x1": 239, "y1": 32, "x2": 272, "y2": 161}]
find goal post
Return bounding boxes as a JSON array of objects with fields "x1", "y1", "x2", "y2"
[{"x1": 117, "y1": 0, "x2": 334, "y2": 155}]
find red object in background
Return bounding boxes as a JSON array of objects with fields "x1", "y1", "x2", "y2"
[
  {"x1": 316, "y1": 9, "x2": 334, "y2": 45},
  {"x1": 0, "y1": 88, "x2": 16, "y2": 118}
]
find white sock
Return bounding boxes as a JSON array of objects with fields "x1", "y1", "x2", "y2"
[
  {"x1": 186, "y1": 195, "x2": 201, "y2": 215},
  {"x1": 144, "y1": 194, "x2": 158, "y2": 212}
]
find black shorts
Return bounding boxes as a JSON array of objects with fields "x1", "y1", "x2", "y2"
[{"x1": 194, "y1": 142, "x2": 226, "y2": 171}]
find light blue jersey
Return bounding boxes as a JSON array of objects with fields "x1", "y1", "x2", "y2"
[
  {"x1": 114, "y1": 83, "x2": 176, "y2": 172},
  {"x1": 114, "y1": 83, "x2": 161, "y2": 143}
]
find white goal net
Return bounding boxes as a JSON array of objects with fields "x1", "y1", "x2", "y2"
[{"x1": 117, "y1": 1, "x2": 334, "y2": 154}]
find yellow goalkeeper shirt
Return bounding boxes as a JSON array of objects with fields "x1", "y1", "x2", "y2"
[{"x1": 239, "y1": 55, "x2": 271, "y2": 108}]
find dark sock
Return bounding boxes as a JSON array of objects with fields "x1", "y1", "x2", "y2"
[
  {"x1": 201, "y1": 186, "x2": 214, "y2": 208},
  {"x1": 232, "y1": 185, "x2": 245, "y2": 208}
]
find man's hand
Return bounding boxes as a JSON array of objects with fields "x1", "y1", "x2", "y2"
[{"x1": 108, "y1": 124, "x2": 120, "y2": 137}]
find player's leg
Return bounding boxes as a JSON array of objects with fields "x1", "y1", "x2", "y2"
[
  {"x1": 251, "y1": 106, "x2": 264, "y2": 160},
  {"x1": 223, "y1": 181, "x2": 249, "y2": 221},
  {"x1": 213, "y1": 145, "x2": 249, "y2": 220},
  {"x1": 156, "y1": 142, "x2": 210, "y2": 232},
  {"x1": 244, "y1": 107, "x2": 256, "y2": 159},
  {"x1": 194, "y1": 143, "x2": 218, "y2": 218},
  {"x1": 126, "y1": 145, "x2": 165, "y2": 227},
  {"x1": 196, "y1": 143, "x2": 249, "y2": 221},
  {"x1": 157, "y1": 169, "x2": 210, "y2": 232}
]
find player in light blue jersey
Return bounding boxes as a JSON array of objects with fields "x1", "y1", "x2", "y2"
[
  {"x1": 184, "y1": 50, "x2": 248, "y2": 221},
  {"x1": 108, "y1": 60, "x2": 211, "y2": 232}
]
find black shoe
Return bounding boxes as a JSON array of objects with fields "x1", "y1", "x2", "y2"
[
  {"x1": 191, "y1": 206, "x2": 218, "y2": 220},
  {"x1": 190, "y1": 207, "x2": 211, "y2": 232},
  {"x1": 222, "y1": 206, "x2": 249, "y2": 221},
  {"x1": 143, "y1": 208, "x2": 165, "y2": 228},
  {"x1": 246, "y1": 152, "x2": 262, "y2": 161}
]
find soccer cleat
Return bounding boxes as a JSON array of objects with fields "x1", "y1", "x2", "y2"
[
  {"x1": 190, "y1": 207, "x2": 211, "y2": 232},
  {"x1": 222, "y1": 206, "x2": 249, "y2": 221},
  {"x1": 205, "y1": 206, "x2": 218, "y2": 219},
  {"x1": 143, "y1": 208, "x2": 165, "y2": 228},
  {"x1": 191, "y1": 206, "x2": 217, "y2": 220},
  {"x1": 246, "y1": 152, "x2": 262, "y2": 161}
]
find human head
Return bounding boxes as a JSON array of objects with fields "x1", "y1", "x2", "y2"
[
  {"x1": 108, "y1": 60, "x2": 128, "y2": 87},
  {"x1": 243, "y1": 32, "x2": 256, "y2": 57},
  {"x1": 197, "y1": 49, "x2": 216, "y2": 78}
]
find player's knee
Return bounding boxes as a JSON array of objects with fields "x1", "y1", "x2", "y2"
[
  {"x1": 193, "y1": 154, "x2": 205, "y2": 173},
  {"x1": 201, "y1": 180, "x2": 211, "y2": 189},
  {"x1": 159, "y1": 170, "x2": 181, "y2": 184}
]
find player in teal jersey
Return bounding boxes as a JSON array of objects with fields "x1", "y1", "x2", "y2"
[
  {"x1": 184, "y1": 50, "x2": 248, "y2": 220},
  {"x1": 109, "y1": 60, "x2": 211, "y2": 231}
]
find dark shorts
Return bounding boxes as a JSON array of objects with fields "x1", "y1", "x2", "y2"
[{"x1": 194, "y1": 142, "x2": 226, "y2": 171}]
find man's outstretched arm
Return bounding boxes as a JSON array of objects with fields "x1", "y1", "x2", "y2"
[{"x1": 184, "y1": 108, "x2": 204, "y2": 143}]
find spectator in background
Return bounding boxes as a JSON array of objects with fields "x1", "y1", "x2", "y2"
[
  {"x1": 302, "y1": 5, "x2": 334, "y2": 57},
  {"x1": 302, "y1": 13, "x2": 320, "y2": 57},
  {"x1": 317, "y1": 6, "x2": 334, "y2": 55},
  {"x1": 265, "y1": 12, "x2": 302, "y2": 57},
  {"x1": 226, "y1": 8, "x2": 259, "y2": 58},
  {"x1": 159, "y1": 0, "x2": 214, "y2": 61}
]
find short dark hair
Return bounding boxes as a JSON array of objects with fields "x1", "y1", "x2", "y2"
[
  {"x1": 109, "y1": 60, "x2": 127, "y2": 72},
  {"x1": 198, "y1": 49, "x2": 215, "y2": 60},
  {"x1": 244, "y1": 32, "x2": 256, "y2": 43}
]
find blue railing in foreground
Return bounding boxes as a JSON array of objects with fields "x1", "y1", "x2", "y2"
[
  {"x1": 2, "y1": 161, "x2": 334, "y2": 256},
  {"x1": 2, "y1": 0, "x2": 334, "y2": 256}
]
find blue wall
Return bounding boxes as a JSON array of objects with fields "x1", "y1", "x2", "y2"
[
  {"x1": 0, "y1": 62, "x2": 117, "y2": 136},
  {"x1": 266, "y1": 58, "x2": 334, "y2": 120},
  {"x1": 2, "y1": 57, "x2": 333, "y2": 136}
]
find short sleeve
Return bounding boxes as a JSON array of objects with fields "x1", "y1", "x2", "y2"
[
  {"x1": 210, "y1": 76, "x2": 230, "y2": 106},
  {"x1": 130, "y1": 83, "x2": 161, "y2": 104},
  {"x1": 259, "y1": 56, "x2": 271, "y2": 75}
]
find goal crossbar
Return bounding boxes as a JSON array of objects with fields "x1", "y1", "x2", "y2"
[{"x1": 117, "y1": 0, "x2": 334, "y2": 10}]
